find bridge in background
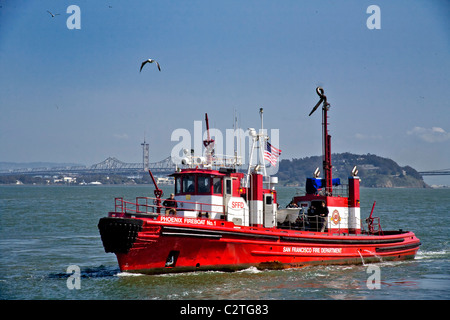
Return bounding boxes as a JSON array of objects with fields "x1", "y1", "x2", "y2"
[
  {"x1": 418, "y1": 169, "x2": 450, "y2": 176},
  {"x1": 0, "y1": 157, "x2": 176, "y2": 176},
  {"x1": 2, "y1": 157, "x2": 449, "y2": 178}
]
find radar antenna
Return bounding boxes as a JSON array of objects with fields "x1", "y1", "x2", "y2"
[{"x1": 309, "y1": 87, "x2": 333, "y2": 195}]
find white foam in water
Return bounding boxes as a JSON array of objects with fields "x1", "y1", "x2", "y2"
[
  {"x1": 416, "y1": 249, "x2": 448, "y2": 260},
  {"x1": 116, "y1": 271, "x2": 144, "y2": 277},
  {"x1": 237, "y1": 266, "x2": 262, "y2": 274},
  {"x1": 154, "y1": 270, "x2": 226, "y2": 277}
]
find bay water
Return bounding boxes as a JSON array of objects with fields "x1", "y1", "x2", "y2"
[{"x1": 0, "y1": 185, "x2": 449, "y2": 300}]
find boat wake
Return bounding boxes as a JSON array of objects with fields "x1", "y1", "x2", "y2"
[
  {"x1": 48, "y1": 265, "x2": 120, "y2": 279},
  {"x1": 116, "y1": 272, "x2": 144, "y2": 277},
  {"x1": 237, "y1": 266, "x2": 263, "y2": 274},
  {"x1": 416, "y1": 249, "x2": 449, "y2": 260}
]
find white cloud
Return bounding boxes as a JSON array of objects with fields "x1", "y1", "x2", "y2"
[{"x1": 407, "y1": 126, "x2": 450, "y2": 143}]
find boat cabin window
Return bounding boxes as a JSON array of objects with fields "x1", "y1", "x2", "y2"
[
  {"x1": 175, "y1": 176, "x2": 182, "y2": 194},
  {"x1": 183, "y1": 175, "x2": 195, "y2": 193},
  {"x1": 225, "y1": 179, "x2": 232, "y2": 195},
  {"x1": 175, "y1": 174, "x2": 221, "y2": 195},
  {"x1": 213, "y1": 177, "x2": 222, "y2": 194},
  {"x1": 197, "y1": 175, "x2": 211, "y2": 194}
]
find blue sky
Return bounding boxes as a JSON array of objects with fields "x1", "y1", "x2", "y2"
[{"x1": 0, "y1": 0, "x2": 449, "y2": 183}]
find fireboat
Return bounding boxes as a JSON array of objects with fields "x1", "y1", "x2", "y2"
[{"x1": 98, "y1": 87, "x2": 421, "y2": 274}]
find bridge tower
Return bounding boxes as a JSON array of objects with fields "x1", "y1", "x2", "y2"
[{"x1": 141, "y1": 138, "x2": 149, "y2": 171}]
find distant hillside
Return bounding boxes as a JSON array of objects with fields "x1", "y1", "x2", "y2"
[{"x1": 278, "y1": 153, "x2": 428, "y2": 188}]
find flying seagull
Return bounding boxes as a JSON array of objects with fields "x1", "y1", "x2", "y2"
[
  {"x1": 140, "y1": 59, "x2": 161, "y2": 72},
  {"x1": 47, "y1": 10, "x2": 60, "y2": 17}
]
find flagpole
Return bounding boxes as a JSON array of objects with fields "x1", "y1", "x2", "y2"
[
  {"x1": 247, "y1": 132, "x2": 257, "y2": 187},
  {"x1": 259, "y1": 108, "x2": 267, "y2": 177},
  {"x1": 260, "y1": 107, "x2": 263, "y2": 132}
]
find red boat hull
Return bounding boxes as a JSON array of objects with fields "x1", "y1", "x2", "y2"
[{"x1": 99, "y1": 215, "x2": 421, "y2": 275}]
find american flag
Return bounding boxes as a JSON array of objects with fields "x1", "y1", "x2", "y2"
[{"x1": 264, "y1": 141, "x2": 282, "y2": 166}]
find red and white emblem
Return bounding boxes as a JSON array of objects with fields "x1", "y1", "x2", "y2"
[{"x1": 332, "y1": 210, "x2": 340, "y2": 225}]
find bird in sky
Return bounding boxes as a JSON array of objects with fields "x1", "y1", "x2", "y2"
[
  {"x1": 47, "y1": 10, "x2": 60, "y2": 17},
  {"x1": 140, "y1": 59, "x2": 161, "y2": 72}
]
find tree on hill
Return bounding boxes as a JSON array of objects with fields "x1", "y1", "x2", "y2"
[{"x1": 277, "y1": 153, "x2": 427, "y2": 188}]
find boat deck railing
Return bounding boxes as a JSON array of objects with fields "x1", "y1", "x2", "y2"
[
  {"x1": 279, "y1": 213, "x2": 385, "y2": 235},
  {"x1": 363, "y1": 215, "x2": 384, "y2": 235},
  {"x1": 113, "y1": 197, "x2": 226, "y2": 218},
  {"x1": 278, "y1": 212, "x2": 373, "y2": 235},
  {"x1": 295, "y1": 184, "x2": 349, "y2": 198},
  {"x1": 278, "y1": 214, "x2": 330, "y2": 232},
  {"x1": 329, "y1": 184, "x2": 349, "y2": 198}
]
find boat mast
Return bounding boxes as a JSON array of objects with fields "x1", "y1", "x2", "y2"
[
  {"x1": 309, "y1": 87, "x2": 332, "y2": 195},
  {"x1": 203, "y1": 113, "x2": 215, "y2": 165}
]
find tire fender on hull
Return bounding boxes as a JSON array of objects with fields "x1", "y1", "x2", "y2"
[{"x1": 98, "y1": 217, "x2": 143, "y2": 254}]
